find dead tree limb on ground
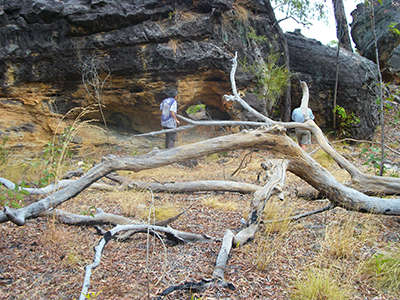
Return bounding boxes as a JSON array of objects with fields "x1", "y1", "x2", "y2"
[
  {"x1": 0, "y1": 176, "x2": 261, "y2": 195},
  {"x1": 0, "y1": 178, "x2": 114, "y2": 194},
  {"x1": 80, "y1": 223, "x2": 215, "y2": 300},
  {"x1": 158, "y1": 159, "x2": 288, "y2": 298},
  {"x1": 42, "y1": 208, "x2": 139, "y2": 226},
  {"x1": 2, "y1": 123, "x2": 400, "y2": 226}
]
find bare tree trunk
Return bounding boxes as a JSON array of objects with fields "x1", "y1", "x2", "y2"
[
  {"x1": 369, "y1": 1, "x2": 385, "y2": 176},
  {"x1": 333, "y1": 42, "x2": 340, "y2": 129},
  {"x1": 332, "y1": 0, "x2": 353, "y2": 51},
  {"x1": 264, "y1": 0, "x2": 291, "y2": 121}
]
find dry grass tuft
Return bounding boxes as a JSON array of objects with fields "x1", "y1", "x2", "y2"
[
  {"x1": 321, "y1": 213, "x2": 381, "y2": 260},
  {"x1": 107, "y1": 190, "x2": 149, "y2": 218},
  {"x1": 202, "y1": 196, "x2": 238, "y2": 211},
  {"x1": 153, "y1": 202, "x2": 181, "y2": 221},
  {"x1": 175, "y1": 10, "x2": 198, "y2": 21},
  {"x1": 312, "y1": 149, "x2": 335, "y2": 169},
  {"x1": 168, "y1": 39, "x2": 181, "y2": 55},
  {"x1": 322, "y1": 220, "x2": 358, "y2": 259},
  {"x1": 263, "y1": 198, "x2": 293, "y2": 234},
  {"x1": 291, "y1": 268, "x2": 351, "y2": 300},
  {"x1": 232, "y1": 3, "x2": 249, "y2": 22}
]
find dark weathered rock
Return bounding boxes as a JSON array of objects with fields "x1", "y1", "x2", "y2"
[
  {"x1": 350, "y1": 0, "x2": 400, "y2": 81},
  {"x1": 0, "y1": 0, "x2": 381, "y2": 151},
  {"x1": 0, "y1": 0, "x2": 284, "y2": 150},
  {"x1": 286, "y1": 31, "x2": 379, "y2": 139}
]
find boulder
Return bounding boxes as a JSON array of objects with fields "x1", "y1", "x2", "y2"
[
  {"x1": 286, "y1": 31, "x2": 379, "y2": 139},
  {"x1": 350, "y1": 0, "x2": 400, "y2": 82}
]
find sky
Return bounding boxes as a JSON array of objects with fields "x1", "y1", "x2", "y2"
[{"x1": 275, "y1": 0, "x2": 362, "y2": 46}]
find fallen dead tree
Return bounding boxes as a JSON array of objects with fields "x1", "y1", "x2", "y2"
[
  {"x1": 80, "y1": 223, "x2": 215, "y2": 300},
  {"x1": 3, "y1": 124, "x2": 400, "y2": 226},
  {"x1": 0, "y1": 176, "x2": 261, "y2": 195},
  {"x1": 2, "y1": 52, "x2": 400, "y2": 299}
]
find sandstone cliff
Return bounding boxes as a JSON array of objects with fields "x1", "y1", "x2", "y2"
[{"x1": 0, "y1": 0, "x2": 380, "y2": 152}]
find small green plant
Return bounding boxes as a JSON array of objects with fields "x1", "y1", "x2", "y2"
[
  {"x1": 0, "y1": 182, "x2": 30, "y2": 208},
  {"x1": 389, "y1": 22, "x2": 400, "y2": 35},
  {"x1": 81, "y1": 205, "x2": 97, "y2": 217},
  {"x1": 40, "y1": 125, "x2": 75, "y2": 187},
  {"x1": 360, "y1": 146, "x2": 385, "y2": 175},
  {"x1": 84, "y1": 290, "x2": 102, "y2": 299},
  {"x1": 168, "y1": 10, "x2": 176, "y2": 20},
  {"x1": 363, "y1": 249, "x2": 400, "y2": 293},
  {"x1": 333, "y1": 105, "x2": 360, "y2": 137},
  {"x1": 247, "y1": 26, "x2": 267, "y2": 43},
  {"x1": 327, "y1": 40, "x2": 338, "y2": 47},
  {"x1": 186, "y1": 104, "x2": 206, "y2": 115}
]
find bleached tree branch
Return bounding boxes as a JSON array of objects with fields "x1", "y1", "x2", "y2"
[{"x1": 80, "y1": 224, "x2": 215, "y2": 299}]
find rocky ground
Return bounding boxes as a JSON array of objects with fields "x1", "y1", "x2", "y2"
[{"x1": 0, "y1": 106, "x2": 400, "y2": 300}]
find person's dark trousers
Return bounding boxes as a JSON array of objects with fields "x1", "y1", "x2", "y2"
[{"x1": 163, "y1": 126, "x2": 176, "y2": 148}]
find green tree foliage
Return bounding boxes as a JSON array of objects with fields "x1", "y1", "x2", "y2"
[
  {"x1": 242, "y1": 53, "x2": 290, "y2": 114},
  {"x1": 272, "y1": 0, "x2": 328, "y2": 25},
  {"x1": 333, "y1": 105, "x2": 360, "y2": 138}
]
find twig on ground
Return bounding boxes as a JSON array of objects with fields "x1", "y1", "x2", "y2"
[
  {"x1": 264, "y1": 203, "x2": 334, "y2": 223},
  {"x1": 231, "y1": 151, "x2": 254, "y2": 177}
]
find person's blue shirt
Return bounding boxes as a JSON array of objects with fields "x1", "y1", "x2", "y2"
[{"x1": 291, "y1": 107, "x2": 314, "y2": 123}]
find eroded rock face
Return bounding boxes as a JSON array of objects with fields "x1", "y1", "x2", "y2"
[
  {"x1": 0, "y1": 0, "x2": 382, "y2": 152},
  {"x1": 286, "y1": 31, "x2": 379, "y2": 139},
  {"x1": 350, "y1": 0, "x2": 400, "y2": 81},
  {"x1": 0, "y1": 0, "x2": 285, "y2": 150}
]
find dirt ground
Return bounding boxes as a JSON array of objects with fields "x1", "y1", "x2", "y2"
[{"x1": 1, "y1": 108, "x2": 400, "y2": 300}]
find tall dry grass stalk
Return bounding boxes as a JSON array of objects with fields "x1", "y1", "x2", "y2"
[
  {"x1": 49, "y1": 104, "x2": 104, "y2": 183},
  {"x1": 253, "y1": 198, "x2": 294, "y2": 271},
  {"x1": 168, "y1": 39, "x2": 181, "y2": 55}
]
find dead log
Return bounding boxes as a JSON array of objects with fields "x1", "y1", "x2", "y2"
[
  {"x1": 80, "y1": 223, "x2": 215, "y2": 299},
  {"x1": 212, "y1": 229, "x2": 234, "y2": 281},
  {"x1": 248, "y1": 159, "x2": 288, "y2": 224},
  {"x1": 0, "y1": 178, "x2": 114, "y2": 194},
  {"x1": 2, "y1": 125, "x2": 400, "y2": 226},
  {"x1": 124, "y1": 180, "x2": 261, "y2": 194},
  {"x1": 0, "y1": 175, "x2": 261, "y2": 195},
  {"x1": 43, "y1": 208, "x2": 138, "y2": 226},
  {"x1": 106, "y1": 173, "x2": 261, "y2": 193}
]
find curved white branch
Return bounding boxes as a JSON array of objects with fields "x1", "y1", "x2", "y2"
[
  {"x1": 224, "y1": 52, "x2": 273, "y2": 125},
  {"x1": 0, "y1": 178, "x2": 114, "y2": 194},
  {"x1": 80, "y1": 224, "x2": 214, "y2": 299}
]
